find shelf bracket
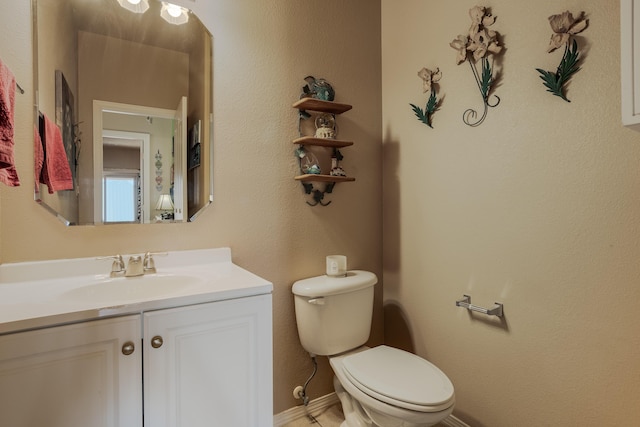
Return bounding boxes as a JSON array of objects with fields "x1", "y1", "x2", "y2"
[{"x1": 301, "y1": 182, "x2": 335, "y2": 206}]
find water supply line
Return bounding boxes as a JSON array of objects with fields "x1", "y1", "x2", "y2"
[{"x1": 297, "y1": 354, "x2": 318, "y2": 406}]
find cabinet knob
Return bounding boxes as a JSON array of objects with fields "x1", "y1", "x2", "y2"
[
  {"x1": 151, "y1": 335, "x2": 164, "y2": 348},
  {"x1": 122, "y1": 341, "x2": 135, "y2": 355}
]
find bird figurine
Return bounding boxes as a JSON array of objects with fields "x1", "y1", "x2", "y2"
[{"x1": 302, "y1": 76, "x2": 335, "y2": 101}]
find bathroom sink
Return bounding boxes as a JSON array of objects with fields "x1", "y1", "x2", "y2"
[{"x1": 63, "y1": 274, "x2": 203, "y2": 303}]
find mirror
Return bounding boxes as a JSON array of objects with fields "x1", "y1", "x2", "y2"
[{"x1": 33, "y1": 0, "x2": 213, "y2": 225}]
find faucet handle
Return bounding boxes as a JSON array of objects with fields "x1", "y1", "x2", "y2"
[
  {"x1": 143, "y1": 252, "x2": 167, "y2": 273},
  {"x1": 97, "y1": 255, "x2": 125, "y2": 277}
]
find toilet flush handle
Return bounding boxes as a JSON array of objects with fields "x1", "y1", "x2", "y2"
[{"x1": 308, "y1": 297, "x2": 325, "y2": 305}]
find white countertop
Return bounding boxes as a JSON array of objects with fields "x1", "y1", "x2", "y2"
[{"x1": 0, "y1": 248, "x2": 272, "y2": 335}]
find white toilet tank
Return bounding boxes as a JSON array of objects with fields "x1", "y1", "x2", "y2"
[{"x1": 292, "y1": 271, "x2": 377, "y2": 356}]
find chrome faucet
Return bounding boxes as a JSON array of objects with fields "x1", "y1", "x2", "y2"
[{"x1": 99, "y1": 252, "x2": 167, "y2": 278}]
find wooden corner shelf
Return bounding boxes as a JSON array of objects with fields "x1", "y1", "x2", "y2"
[
  {"x1": 293, "y1": 136, "x2": 353, "y2": 148},
  {"x1": 294, "y1": 174, "x2": 355, "y2": 183},
  {"x1": 292, "y1": 98, "x2": 352, "y2": 114},
  {"x1": 292, "y1": 93, "x2": 354, "y2": 206}
]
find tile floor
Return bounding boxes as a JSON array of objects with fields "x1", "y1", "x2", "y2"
[
  {"x1": 281, "y1": 403, "x2": 448, "y2": 427},
  {"x1": 281, "y1": 403, "x2": 345, "y2": 427}
]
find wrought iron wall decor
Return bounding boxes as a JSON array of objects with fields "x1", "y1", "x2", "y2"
[
  {"x1": 410, "y1": 67, "x2": 442, "y2": 128},
  {"x1": 449, "y1": 5, "x2": 504, "y2": 127},
  {"x1": 535, "y1": 11, "x2": 588, "y2": 102}
]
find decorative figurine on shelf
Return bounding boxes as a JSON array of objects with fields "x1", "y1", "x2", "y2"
[
  {"x1": 299, "y1": 76, "x2": 336, "y2": 120},
  {"x1": 535, "y1": 10, "x2": 588, "y2": 102},
  {"x1": 329, "y1": 148, "x2": 346, "y2": 177},
  {"x1": 302, "y1": 76, "x2": 335, "y2": 101},
  {"x1": 314, "y1": 113, "x2": 337, "y2": 139},
  {"x1": 295, "y1": 146, "x2": 322, "y2": 175},
  {"x1": 330, "y1": 156, "x2": 346, "y2": 177},
  {"x1": 410, "y1": 67, "x2": 442, "y2": 128}
]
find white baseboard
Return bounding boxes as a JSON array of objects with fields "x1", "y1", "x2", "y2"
[
  {"x1": 273, "y1": 392, "x2": 340, "y2": 426},
  {"x1": 273, "y1": 392, "x2": 470, "y2": 427}
]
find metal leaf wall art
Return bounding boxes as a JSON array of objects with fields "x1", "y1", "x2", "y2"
[{"x1": 449, "y1": 5, "x2": 504, "y2": 127}]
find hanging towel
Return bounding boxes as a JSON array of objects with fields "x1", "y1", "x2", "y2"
[
  {"x1": 0, "y1": 58, "x2": 20, "y2": 186},
  {"x1": 40, "y1": 113, "x2": 73, "y2": 193},
  {"x1": 34, "y1": 124, "x2": 44, "y2": 193}
]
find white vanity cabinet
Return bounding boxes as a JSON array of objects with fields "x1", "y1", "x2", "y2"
[
  {"x1": 143, "y1": 294, "x2": 273, "y2": 427},
  {"x1": 0, "y1": 294, "x2": 272, "y2": 427},
  {"x1": 0, "y1": 248, "x2": 274, "y2": 427},
  {"x1": 0, "y1": 315, "x2": 143, "y2": 427},
  {"x1": 621, "y1": 0, "x2": 640, "y2": 130}
]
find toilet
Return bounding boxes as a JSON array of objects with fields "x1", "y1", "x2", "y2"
[{"x1": 292, "y1": 271, "x2": 455, "y2": 427}]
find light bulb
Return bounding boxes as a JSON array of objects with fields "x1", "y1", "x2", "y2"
[
  {"x1": 167, "y1": 4, "x2": 182, "y2": 18},
  {"x1": 117, "y1": 0, "x2": 149, "y2": 14},
  {"x1": 160, "y1": 2, "x2": 189, "y2": 25}
]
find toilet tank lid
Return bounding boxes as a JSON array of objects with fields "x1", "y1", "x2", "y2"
[{"x1": 292, "y1": 270, "x2": 377, "y2": 297}]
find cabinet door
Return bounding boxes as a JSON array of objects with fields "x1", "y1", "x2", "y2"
[
  {"x1": 144, "y1": 294, "x2": 273, "y2": 427},
  {"x1": 621, "y1": 0, "x2": 640, "y2": 129},
  {"x1": 0, "y1": 315, "x2": 142, "y2": 427}
]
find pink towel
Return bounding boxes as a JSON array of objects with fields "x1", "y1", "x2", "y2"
[
  {"x1": 34, "y1": 124, "x2": 44, "y2": 193},
  {"x1": 40, "y1": 113, "x2": 73, "y2": 193},
  {"x1": 0, "y1": 58, "x2": 20, "y2": 186}
]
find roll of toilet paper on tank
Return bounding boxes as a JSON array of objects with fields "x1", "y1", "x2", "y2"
[{"x1": 326, "y1": 255, "x2": 347, "y2": 277}]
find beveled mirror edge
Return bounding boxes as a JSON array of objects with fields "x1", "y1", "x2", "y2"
[{"x1": 31, "y1": 0, "x2": 214, "y2": 226}]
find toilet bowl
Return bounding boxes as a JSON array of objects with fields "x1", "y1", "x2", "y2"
[
  {"x1": 292, "y1": 271, "x2": 455, "y2": 427},
  {"x1": 330, "y1": 346, "x2": 454, "y2": 427}
]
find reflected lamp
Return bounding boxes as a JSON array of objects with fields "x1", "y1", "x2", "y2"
[{"x1": 156, "y1": 194, "x2": 175, "y2": 219}]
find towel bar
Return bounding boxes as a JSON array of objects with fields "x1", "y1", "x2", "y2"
[{"x1": 456, "y1": 295, "x2": 503, "y2": 317}]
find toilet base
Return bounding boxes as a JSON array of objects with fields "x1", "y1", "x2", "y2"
[
  {"x1": 335, "y1": 376, "x2": 373, "y2": 427},
  {"x1": 334, "y1": 376, "x2": 451, "y2": 427}
]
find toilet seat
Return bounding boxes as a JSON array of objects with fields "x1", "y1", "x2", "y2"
[{"x1": 340, "y1": 345, "x2": 454, "y2": 413}]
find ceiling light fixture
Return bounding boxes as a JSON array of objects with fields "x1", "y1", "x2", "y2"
[
  {"x1": 160, "y1": 2, "x2": 189, "y2": 25},
  {"x1": 116, "y1": 0, "x2": 149, "y2": 14}
]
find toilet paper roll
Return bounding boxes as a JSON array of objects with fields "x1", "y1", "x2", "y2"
[{"x1": 326, "y1": 255, "x2": 347, "y2": 277}]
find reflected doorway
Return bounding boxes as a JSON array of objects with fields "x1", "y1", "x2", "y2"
[
  {"x1": 102, "y1": 130, "x2": 149, "y2": 223},
  {"x1": 93, "y1": 98, "x2": 187, "y2": 224}
]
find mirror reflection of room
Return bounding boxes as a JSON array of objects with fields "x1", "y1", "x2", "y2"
[
  {"x1": 101, "y1": 112, "x2": 176, "y2": 224},
  {"x1": 33, "y1": 0, "x2": 212, "y2": 225}
]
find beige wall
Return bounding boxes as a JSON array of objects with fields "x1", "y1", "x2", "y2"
[
  {"x1": 382, "y1": 0, "x2": 640, "y2": 425},
  {"x1": 0, "y1": 0, "x2": 382, "y2": 415}
]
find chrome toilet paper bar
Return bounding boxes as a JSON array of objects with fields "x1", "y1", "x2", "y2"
[{"x1": 456, "y1": 295, "x2": 503, "y2": 317}]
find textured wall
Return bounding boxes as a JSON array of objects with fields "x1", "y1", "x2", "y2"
[
  {"x1": 0, "y1": 0, "x2": 382, "y2": 414},
  {"x1": 382, "y1": 0, "x2": 640, "y2": 425}
]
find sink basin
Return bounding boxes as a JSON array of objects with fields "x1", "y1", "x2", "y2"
[{"x1": 63, "y1": 274, "x2": 203, "y2": 303}]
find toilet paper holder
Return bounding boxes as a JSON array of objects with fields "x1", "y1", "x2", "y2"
[{"x1": 456, "y1": 295, "x2": 504, "y2": 317}]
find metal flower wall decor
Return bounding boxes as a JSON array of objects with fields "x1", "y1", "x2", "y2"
[
  {"x1": 449, "y1": 5, "x2": 503, "y2": 127},
  {"x1": 535, "y1": 11, "x2": 588, "y2": 102},
  {"x1": 410, "y1": 67, "x2": 442, "y2": 128}
]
